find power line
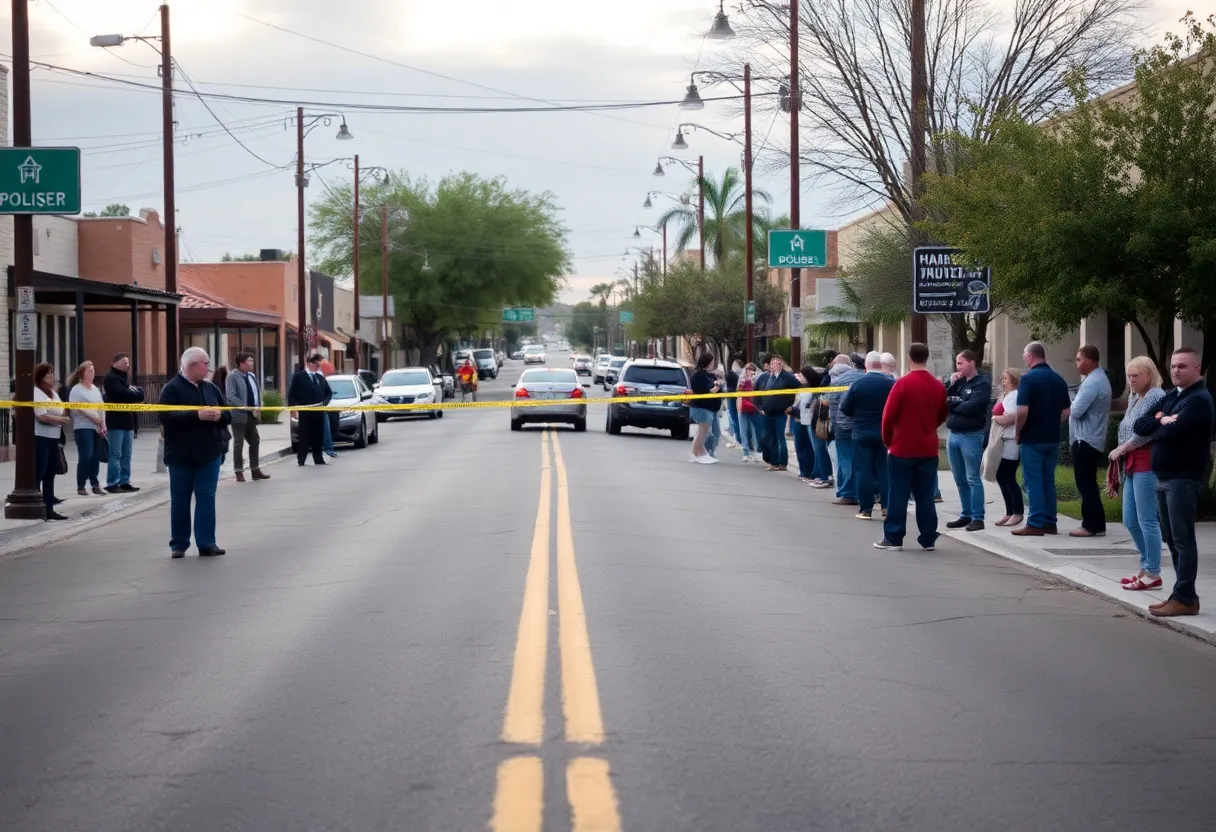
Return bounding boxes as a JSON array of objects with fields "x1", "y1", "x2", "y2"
[{"x1": 173, "y1": 60, "x2": 292, "y2": 169}]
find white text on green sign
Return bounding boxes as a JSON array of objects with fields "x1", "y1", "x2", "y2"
[
  {"x1": 0, "y1": 147, "x2": 82, "y2": 215},
  {"x1": 502, "y1": 307, "x2": 535, "y2": 323},
  {"x1": 767, "y1": 229, "x2": 828, "y2": 269},
  {"x1": 619, "y1": 311, "x2": 634, "y2": 324}
]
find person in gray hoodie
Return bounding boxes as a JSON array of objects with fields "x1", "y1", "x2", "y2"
[{"x1": 827, "y1": 356, "x2": 866, "y2": 505}]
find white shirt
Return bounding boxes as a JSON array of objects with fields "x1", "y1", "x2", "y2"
[
  {"x1": 1000, "y1": 391, "x2": 1018, "y2": 440},
  {"x1": 33, "y1": 388, "x2": 64, "y2": 439},
  {"x1": 245, "y1": 372, "x2": 260, "y2": 407},
  {"x1": 69, "y1": 383, "x2": 104, "y2": 431}
]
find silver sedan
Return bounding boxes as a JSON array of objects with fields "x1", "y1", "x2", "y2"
[{"x1": 510, "y1": 368, "x2": 590, "y2": 432}]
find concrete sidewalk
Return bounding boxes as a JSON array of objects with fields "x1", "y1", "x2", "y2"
[
  {"x1": 730, "y1": 426, "x2": 1216, "y2": 645},
  {"x1": 0, "y1": 420, "x2": 294, "y2": 555}
]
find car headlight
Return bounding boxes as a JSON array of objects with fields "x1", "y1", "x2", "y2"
[
  {"x1": 417, "y1": 391, "x2": 433, "y2": 401},
  {"x1": 340, "y1": 409, "x2": 356, "y2": 418}
]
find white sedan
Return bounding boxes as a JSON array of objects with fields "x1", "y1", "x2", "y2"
[{"x1": 372, "y1": 367, "x2": 444, "y2": 421}]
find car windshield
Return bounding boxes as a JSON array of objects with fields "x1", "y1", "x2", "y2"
[
  {"x1": 474, "y1": 349, "x2": 494, "y2": 359},
  {"x1": 521, "y1": 369, "x2": 578, "y2": 384},
  {"x1": 609, "y1": 358, "x2": 626, "y2": 368},
  {"x1": 328, "y1": 379, "x2": 358, "y2": 399},
  {"x1": 596, "y1": 356, "x2": 611, "y2": 365},
  {"x1": 381, "y1": 370, "x2": 430, "y2": 386},
  {"x1": 623, "y1": 366, "x2": 687, "y2": 386},
  {"x1": 524, "y1": 346, "x2": 544, "y2": 353}
]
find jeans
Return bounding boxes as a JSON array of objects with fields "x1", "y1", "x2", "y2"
[
  {"x1": 1156, "y1": 478, "x2": 1202, "y2": 605},
  {"x1": 739, "y1": 411, "x2": 762, "y2": 456},
  {"x1": 793, "y1": 423, "x2": 814, "y2": 478},
  {"x1": 74, "y1": 428, "x2": 102, "y2": 489},
  {"x1": 995, "y1": 457, "x2": 1024, "y2": 515},
  {"x1": 693, "y1": 409, "x2": 721, "y2": 457},
  {"x1": 757, "y1": 414, "x2": 771, "y2": 464},
  {"x1": 34, "y1": 435, "x2": 59, "y2": 512},
  {"x1": 810, "y1": 429, "x2": 833, "y2": 481},
  {"x1": 233, "y1": 420, "x2": 260, "y2": 474},
  {"x1": 105, "y1": 428, "x2": 133, "y2": 487},
  {"x1": 854, "y1": 433, "x2": 889, "y2": 515},
  {"x1": 322, "y1": 412, "x2": 335, "y2": 453},
  {"x1": 764, "y1": 413, "x2": 789, "y2": 467},
  {"x1": 169, "y1": 457, "x2": 222, "y2": 552},
  {"x1": 834, "y1": 436, "x2": 856, "y2": 499},
  {"x1": 1123, "y1": 470, "x2": 1161, "y2": 576},
  {"x1": 884, "y1": 456, "x2": 939, "y2": 548},
  {"x1": 726, "y1": 400, "x2": 740, "y2": 442},
  {"x1": 1020, "y1": 441, "x2": 1059, "y2": 528},
  {"x1": 1071, "y1": 441, "x2": 1106, "y2": 533},
  {"x1": 947, "y1": 430, "x2": 985, "y2": 521}
]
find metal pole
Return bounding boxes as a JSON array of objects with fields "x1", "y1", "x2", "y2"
[
  {"x1": 909, "y1": 0, "x2": 929, "y2": 347},
  {"x1": 296, "y1": 106, "x2": 307, "y2": 371},
  {"x1": 352, "y1": 154, "x2": 360, "y2": 372},
  {"x1": 381, "y1": 204, "x2": 390, "y2": 371},
  {"x1": 662, "y1": 224, "x2": 668, "y2": 279},
  {"x1": 5, "y1": 0, "x2": 42, "y2": 518},
  {"x1": 160, "y1": 4, "x2": 178, "y2": 376},
  {"x1": 744, "y1": 62, "x2": 755, "y2": 365},
  {"x1": 789, "y1": 2, "x2": 802, "y2": 366},
  {"x1": 697, "y1": 155, "x2": 706, "y2": 272}
]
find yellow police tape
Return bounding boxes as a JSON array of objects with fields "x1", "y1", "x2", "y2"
[{"x1": 7, "y1": 386, "x2": 848, "y2": 413}]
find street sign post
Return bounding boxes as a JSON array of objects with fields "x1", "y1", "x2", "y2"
[
  {"x1": 619, "y1": 310, "x2": 634, "y2": 324},
  {"x1": 788, "y1": 306, "x2": 804, "y2": 336},
  {"x1": 502, "y1": 307, "x2": 535, "y2": 323},
  {"x1": 15, "y1": 312, "x2": 36, "y2": 351},
  {"x1": 768, "y1": 229, "x2": 828, "y2": 269},
  {"x1": 744, "y1": 300, "x2": 756, "y2": 324},
  {"x1": 913, "y1": 247, "x2": 990, "y2": 314},
  {"x1": 0, "y1": 147, "x2": 81, "y2": 214}
]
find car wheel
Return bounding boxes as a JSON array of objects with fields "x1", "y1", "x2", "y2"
[
  {"x1": 437, "y1": 410, "x2": 444, "y2": 419},
  {"x1": 671, "y1": 423, "x2": 690, "y2": 441},
  {"x1": 375, "y1": 413, "x2": 386, "y2": 423},
  {"x1": 574, "y1": 418, "x2": 587, "y2": 433},
  {"x1": 368, "y1": 422, "x2": 380, "y2": 444},
  {"x1": 511, "y1": 418, "x2": 523, "y2": 432},
  {"x1": 428, "y1": 410, "x2": 438, "y2": 420},
  {"x1": 353, "y1": 418, "x2": 368, "y2": 449},
  {"x1": 606, "y1": 410, "x2": 621, "y2": 435}
]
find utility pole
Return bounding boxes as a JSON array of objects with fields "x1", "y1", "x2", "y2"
[
  {"x1": 296, "y1": 106, "x2": 308, "y2": 371},
  {"x1": 697, "y1": 155, "x2": 706, "y2": 272},
  {"x1": 352, "y1": 154, "x2": 360, "y2": 372},
  {"x1": 381, "y1": 204, "x2": 390, "y2": 372},
  {"x1": 909, "y1": 0, "x2": 929, "y2": 347},
  {"x1": 5, "y1": 0, "x2": 42, "y2": 519},
  {"x1": 743, "y1": 62, "x2": 755, "y2": 365},
  {"x1": 788, "y1": 2, "x2": 802, "y2": 367},
  {"x1": 160, "y1": 4, "x2": 177, "y2": 375}
]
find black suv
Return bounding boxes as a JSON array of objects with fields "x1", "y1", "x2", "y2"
[{"x1": 605, "y1": 359, "x2": 691, "y2": 440}]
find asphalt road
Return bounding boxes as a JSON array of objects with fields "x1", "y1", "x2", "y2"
[{"x1": 4, "y1": 357, "x2": 1216, "y2": 831}]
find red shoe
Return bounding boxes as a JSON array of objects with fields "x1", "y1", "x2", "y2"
[
  {"x1": 1120, "y1": 573, "x2": 1143, "y2": 585},
  {"x1": 1123, "y1": 576, "x2": 1163, "y2": 591}
]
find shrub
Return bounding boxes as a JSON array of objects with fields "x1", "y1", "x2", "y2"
[
  {"x1": 770, "y1": 337, "x2": 791, "y2": 365},
  {"x1": 261, "y1": 390, "x2": 284, "y2": 424}
]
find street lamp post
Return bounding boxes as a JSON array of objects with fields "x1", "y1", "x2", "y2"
[
  {"x1": 652, "y1": 156, "x2": 704, "y2": 273},
  {"x1": 90, "y1": 5, "x2": 176, "y2": 377},
  {"x1": 788, "y1": 1, "x2": 802, "y2": 366},
  {"x1": 633, "y1": 223, "x2": 667, "y2": 277},
  {"x1": 351, "y1": 158, "x2": 389, "y2": 373}
]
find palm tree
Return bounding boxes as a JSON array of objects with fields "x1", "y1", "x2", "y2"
[{"x1": 656, "y1": 166, "x2": 771, "y2": 267}]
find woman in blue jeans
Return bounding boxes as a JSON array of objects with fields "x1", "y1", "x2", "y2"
[
  {"x1": 736, "y1": 363, "x2": 762, "y2": 461},
  {"x1": 67, "y1": 361, "x2": 107, "y2": 496},
  {"x1": 1109, "y1": 356, "x2": 1166, "y2": 591}
]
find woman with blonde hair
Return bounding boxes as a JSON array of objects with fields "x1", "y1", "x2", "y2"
[
  {"x1": 990, "y1": 368, "x2": 1024, "y2": 526},
  {"x1": 67, "y1": 360, "x2": 106, "y2": 496},
  {"x1": 1109, "y1": 356, "x2": 1166, "y2": 591}
]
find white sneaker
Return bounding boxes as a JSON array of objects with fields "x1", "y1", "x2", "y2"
[{"x1": 695, "y1": 455, "x2": 720, "y2": 465}]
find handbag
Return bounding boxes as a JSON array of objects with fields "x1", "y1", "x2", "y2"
[
  {"x1": 1104, "y1": 458, "x2": 1122, "y2": 500},
  {"x1": 981, "y1": 420, "x2": 1003, "y2": 482},
  {"x1": 96, "y1": 433, "x2": 110, "y2": 463},
  {"x1": 813, "y1": 400, "x2": 833, "y2": 442},
  {"x1": 56, "y1": 445, "x2": 68, "y2": 475}
]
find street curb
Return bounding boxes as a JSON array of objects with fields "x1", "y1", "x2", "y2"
[{"x1": 0, "y1": 444, "x2": 294, "y2": 560}]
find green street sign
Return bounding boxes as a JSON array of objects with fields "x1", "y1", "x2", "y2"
[
  {"x1": 502, "y1": 307, "x2": 535, "y2": 323},
  {"x1": 619, "y1": 310, "x2": 634, "y2": 324},
  {"x1": 0, "y1": 147, "x2": 81, "y2": 214},
  {"x1": 768, "y1": 229, "x2": 827, "y2": 269},
  {"x1": 744, "y1": 300, "x2": 756, "y2": 324}
]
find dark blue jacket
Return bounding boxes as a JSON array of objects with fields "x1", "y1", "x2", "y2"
[
  {"x1": 839, "y1": 372, "x2": 895, "y2": 439},
  {"x1": 760, "y1": 370, "x2": 799, "y2": 415},
  {"x1": 1134, "y1": 380, "x2": 1215, "y2": 481},
  {"x1": 946, "y1": 372, "x2": 992, "y2": 434},
  {"x1": 159, "y1": 374, "x2": 232, "y2": 467}
]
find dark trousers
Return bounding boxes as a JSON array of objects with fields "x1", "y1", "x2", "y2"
[
  {"x1": 854, "y1": 433, "x2": 889, "y2": 516},
  {"x1": 1071, "y1": 441, "x2": 1106, "y2": 533},
  {"x1": 297, "y1": 411, "x2": 325, "y2": 464},
  {"x1": 1157, "y1": 478, "x2": 1202, "y2": 606},
  {"x1": 169, "y1": 457, "x2": 221, "y2": 552},
  {"x1": 74, "y1": 428, "x2": 102, "y2": 489},
  {"x1": 764, "y1": 413, "x2": 788, "y2": 467},
  {"x1": 233, "y1": 420, "x2": 260, "y2": 473},
  {"x1": 995, "y1": 457, "x2": 1024, "y2": 515},
  {"x1": 792, "y1": 422, "x2": 814, "y2": 478},
  {"x1": 883, "y1": 455, "x2": 939, "y2": 548},
  {"x1": 34, "y1": 435, "x2": 59, "y2": 511},
  {"x1": 757, "y1": 414, "x2": 772, "y2": 464}
]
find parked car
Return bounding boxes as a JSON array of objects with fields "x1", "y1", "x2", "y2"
[
  {"x1": 592, "y1": 354, "x2": 613, "y2": 384},
  {"x1": 373, "y1": 367, "x2": 444, "y2": 421},
  {"x1": 356, "y1": 369, "x2": 379, "y2": 390},
  {"x1": 510, "y1": 367, "x2": 589, "y2": 432},
  {"x1": 510, "y1": 349, "x2": 524, "y2": 360},
  {"x1": 291, "y1": 374, "x2": 380, "y2": 450},
  {"x1": 605, "y1": 359, "x2": 691, "y2": 440},
  {"x1": 430, "y1": 364, "x2": 455, "y2": 398},
  {"x1": 522, "y1": 345, "x2": 547, "y2": 365},
  {"x1": 572, "y1": 354, "x2": 593, "y2": 376},
  {"x1": 472, "y1": 348, "x2": 498, "y2": 380},
  {"x1": 602, "y1": 356, "x2": 627, "y2": 388}
]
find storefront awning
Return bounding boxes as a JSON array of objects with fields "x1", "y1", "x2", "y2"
[{"x1": 179, "y1": 286, "x2": 280, "y2": 327}]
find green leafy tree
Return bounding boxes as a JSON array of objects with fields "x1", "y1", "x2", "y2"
[
  {"x1": 220, "y1": 251, "x2": 292, "y2": 262},
  {"x1": 655, "y1": 166, "x2": 772, "y2": 267},
  {"x1": 82, "y1": 203, "x2": 130, "y2": 218},
  {"x1": 309, "y1": 172, "x2": 570, "y2": 367}
]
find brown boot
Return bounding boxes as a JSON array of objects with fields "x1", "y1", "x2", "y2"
[
  {"x1": 234, "y1": 472, "x2": 246, "y2": 483},
  {"x1": 1011, "y1": 525, "x2": 1045, "y2": 537},
  {"x1": 252, "y1": 470, "x2": 271, "y2": 480},
  {"x1": 1150, "y1": 598, "x2": 1200, "y2": 617}
]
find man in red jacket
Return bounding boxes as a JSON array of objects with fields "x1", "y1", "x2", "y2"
[{"x1": 874, "y1": 342, "x2": 948, "y2": 551}]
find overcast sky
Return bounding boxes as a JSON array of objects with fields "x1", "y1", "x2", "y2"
[{"x1": 2, "y1": 0, "x2": 1196, "y2": 304}]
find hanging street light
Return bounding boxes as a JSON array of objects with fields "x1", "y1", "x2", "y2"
[
  {"x1": 672, "y1": 129, "x2": 689, "y2": 151},
  {"x1": 679, "y1": 75, "x2": 705, "y2": 110}
]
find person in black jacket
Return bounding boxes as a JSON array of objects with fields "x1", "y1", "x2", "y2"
[
  {"x1": 944, "y1": 350, "x2": 992, "y2": 531},
  {"x1": 761, "y1": 355, "x2": 799, "y2": 471},
  {"x1": 160, "y1": 347, "x2": 232, "y2": 559},
  {"x1": 1134, "y1": 346, "x2": 1215, "y2": 617},
  {"x1": 689, "y1": 352, "x2": 723, "y2": 464},
  {"x1": 102, "y1": 352, "x2": 145, "y2": 493},
  {"x1": 287, "y1": 353, "x2": 333, "y2": 466}
]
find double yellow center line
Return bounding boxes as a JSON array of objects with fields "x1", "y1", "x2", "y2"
[{"x1": 491, "y1": 430, "x2": 621, "y2": 831}]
